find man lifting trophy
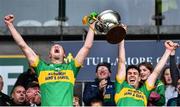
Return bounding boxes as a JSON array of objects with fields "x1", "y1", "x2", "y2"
[{"x1": 82, "y1": 10, "x2": 126, "y2": 44}]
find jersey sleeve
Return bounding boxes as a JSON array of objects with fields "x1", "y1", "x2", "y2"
[
  {"x1": 115, "y1": 75, "x2": 126, "y2": 93},
  {"x1": 140, "y1": 81, "x2": 154, "y2": 100},
  {"x1": 31, "y1": 56, "x2": 46, "y2": 76},
  {"x1": 69, "y1": 58, "x2": 81, "y2": 78}
]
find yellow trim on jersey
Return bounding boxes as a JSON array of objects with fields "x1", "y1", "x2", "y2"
[
  {"x1": 74, "y1": 59, "x2": 82, "y2": 67},
  {"x1": 145, "y1": 81, "x2": 154, "y2": 91},
  {"x1": 31, "y1": 56, "x2": 39, "y2": 67},
  {"x1": 38, "y1": 70, "x2": 75, "y2": 85},
  {"x1": 115, "y1": 88, "x2": 147, "y2": 106},
  {"x1": 116, "y1": 75, "x2": 125, "y2": 84}
]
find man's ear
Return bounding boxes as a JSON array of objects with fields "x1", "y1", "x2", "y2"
[
  {"x1": 95, "y1": 72, "x2": 98, "y2": 77},
  {"x1": 63, "y1": 54, "x2": 66, "y2": 58},
  {"x1": 48, "y1": 53, "x2": 52, "y2": 59},
  {"x1": 108, "y1": 72, "x2": 111, "y2": 77},
  {"x1": 11, "y1": 93, "x2": 14, "y2": 99}
]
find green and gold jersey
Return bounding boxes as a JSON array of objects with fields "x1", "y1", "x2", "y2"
[
  {"x1": 31, "y1": 56, "x2": 81, "y2": 106},
  {"x1": 115, "y1": 76, "x2": 153, "y2": 106}
]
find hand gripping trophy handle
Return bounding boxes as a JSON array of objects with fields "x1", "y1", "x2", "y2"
[
  {"x1": 82, "y1": 10, "x2": 126, "y2": 44},
  {"x1": 82, "y1": 12, "x2": 98, "y2": 34}
]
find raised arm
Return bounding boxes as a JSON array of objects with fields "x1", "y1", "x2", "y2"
[
  {"x1": 170, "y1": 47, "x2": 180, "y2": 87},
  {"x1": 75, "y1": 23, "x2": 95, "y2": 65},
  {"x1": 4, "y1": 15, "x2": 37, "y2": 66},
  {"x1": 147, "y1": 40, "x2": 177, "y2": 87},
  {"x1": 116, "y1": 40, "x2": 126, "y2": 80}
]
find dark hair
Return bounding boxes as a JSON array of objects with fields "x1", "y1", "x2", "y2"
[
  {"x1": 26, "y1": 81, "x2": 39, "y2": 90},
  {"x1": 90, "y1": 98, "x2": 103, "y2": 106},
  {"x1": 160, "y1": 66, "x2": 170, "y2": 85},
  {"x1": 96, "y1": 62, "x2": 111, "y2": 73},
  {"x1": 11, "y1": 85, "x2": 25, "y2": 96},
  {"x1": 138, "y1": 62, "x2": 154, "y2": 73},
  {"x1": 126, "y1": 65, "x2": 140, "y2": 74}
]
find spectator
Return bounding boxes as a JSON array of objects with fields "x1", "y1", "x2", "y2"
[
  {"x1": 90, "y1": 99, "x2": 103, "y2": 107},
  {"x1": 25, "y1": 81, "x2": 41, "y2": 106},
  {"x1": 115, "y1": 39, "x2": 177, "y2": 106},
  {"x1": 161, "y1": 67, "x2": 178, "y2": 104},
  {"x1": 166, "y1": 49, "x2": 180, "y2": 106},
  {"x1": 83, "y1": 62, "x2": 115, "y2": 106},
  {"x1": 4, "y1": 14, "x2": 95, "y2": 106},
  {"x1": 11, "y1": 85, "x2": 26, "y2": 106},
  {"x1": 167, "y1": 78, "x2": 180, "y2": 106},
  {"x1": 138, "y1": 62, "x2": 165, "y2": 106},
  {"x1": 0, "y1": 75, "x2": 11, "y2": 106},
  {"x1": 170, "y1": 50, "x2": 180, "y2": 87},
  {"x1": 73, "y1": 95, "x2": 80, "y2": 107},
  {"x1": 14, "y1": 67, "x2": 38, "y2": 89}
]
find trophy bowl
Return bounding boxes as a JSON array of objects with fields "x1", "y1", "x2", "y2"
[{"x1": 95, "y1": 10, "x2": 126, "y2": 44}]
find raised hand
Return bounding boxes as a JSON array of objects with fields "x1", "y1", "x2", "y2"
[
  {"x1": 4, "y1": 14, "x2": 14, "y2": 25},
  {"x1": 165, "y1": 40, "x2": 179, "y2": 51},
  {"x1": 99, "y1": 79, "x2": 107, "y2": 90},
  {"x1": 121, "y1": 24, "x2": 127, "y2": 32}
]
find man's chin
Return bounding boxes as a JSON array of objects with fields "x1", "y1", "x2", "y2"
[
  {"x1": 141, "y1": 78, "x2": 147, "y2": 81},
  {"x1": 54, "y1": 56, "x2": 61, "y2": 60}
]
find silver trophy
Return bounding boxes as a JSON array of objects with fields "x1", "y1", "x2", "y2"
[{"x1": 83, "y1": 10, "x2": 126, "y2": 44}]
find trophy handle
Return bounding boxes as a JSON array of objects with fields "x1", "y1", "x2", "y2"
[{"x1": 82, "y1": 12, "x2": 99, "y2": 33}]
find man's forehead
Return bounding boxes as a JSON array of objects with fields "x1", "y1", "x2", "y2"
[
  {"x1": 27, "y1": 87, "x2": 39, "y2": 90},
  {"x1": 128, "y1": 68, "x2": 139, "y2": 72},
  {"x1": 98, "y1": 66, "x2": 108, "y2": 69},
  {"x1": 52, "y1": 44, "x2": 61, "y2": 47}
]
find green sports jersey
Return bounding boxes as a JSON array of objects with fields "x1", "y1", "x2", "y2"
[
  {"x1": 31, "y1": 56, "x2": 81, "y2": 106},
  {"x1": 149, "y1": 79, "x2": 165, "y2": 106},
  {"x1": 115, "y1": 76, "x2": 153, "y2": 106}
]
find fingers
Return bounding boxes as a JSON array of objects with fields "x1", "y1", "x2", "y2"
[
  {"x1": 4, "y1": 14, "x2": 14, "y2": 25},
  {"x1": 174, "y1": 43, "x2": 180, "y2": 48},
  {"x1": 165, "y1": 40, "x2": 179, "y2": 50},
  {"x1": 121, "y1": 23, "x2": 127, "y2": 32},
  {"x1": 99, "y1": 79, "x2": 107, "y2": 88},
  {"x1": 4, "y1": 14, "x2": 14, "y2": 20}
]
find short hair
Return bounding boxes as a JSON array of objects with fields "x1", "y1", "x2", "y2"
[
  {"x1": 26, "y1": 81, "x2": 39, "y2": 90},
  {"x1": 138, "y1": 62, "x2": 154, "y2": 73},
  {"x1": 90, "y1": 98, "x2": 103, "y2": 106},
  {"x1": 11, "y1": 85, "x2": 25, "y2": 96},
  {"x1": 126, "y1": 65, "x2": 140, "y2": 74},
  {"x1": 96, "y1": 62, "x2": 111, "y2": 73}
]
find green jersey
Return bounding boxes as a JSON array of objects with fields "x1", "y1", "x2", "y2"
[
  {"x1": 31, "y1": 56, "x2": 81, "y2": 106},
  {"x1": 149, "y1": 79, "x2": 165, "y2": 106},
  {"x1": 115, "y1": 76, "x2": 153, "y2": 106}
]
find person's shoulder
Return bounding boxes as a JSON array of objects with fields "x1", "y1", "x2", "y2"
[
  {"x1": 85, "y1": 81, "x2": 98, "y2": 87},
  {"x1": 167, "y1": 97, "x2": 177, "y2": 105},
  {"x1": 169, "y1": 97, "x2": 178, "y2": 101},
  {"x1": 86, "y1": 81, "x2": 96, "y2": 84},
  {"x1": 0, "y1": 92, "x2": 10, "y2": 99},
  {"x1": 155, "y1": 79, "x2": 164, "y2": 86}
]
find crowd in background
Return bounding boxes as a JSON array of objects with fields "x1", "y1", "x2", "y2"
[{"x1": 0, "y1": 52, "x2": 180, "y2": 106}]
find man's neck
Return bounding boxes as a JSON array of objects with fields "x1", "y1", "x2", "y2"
[{"x1": 51, "y1": 59, "x2": 63, "y2": 64}]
